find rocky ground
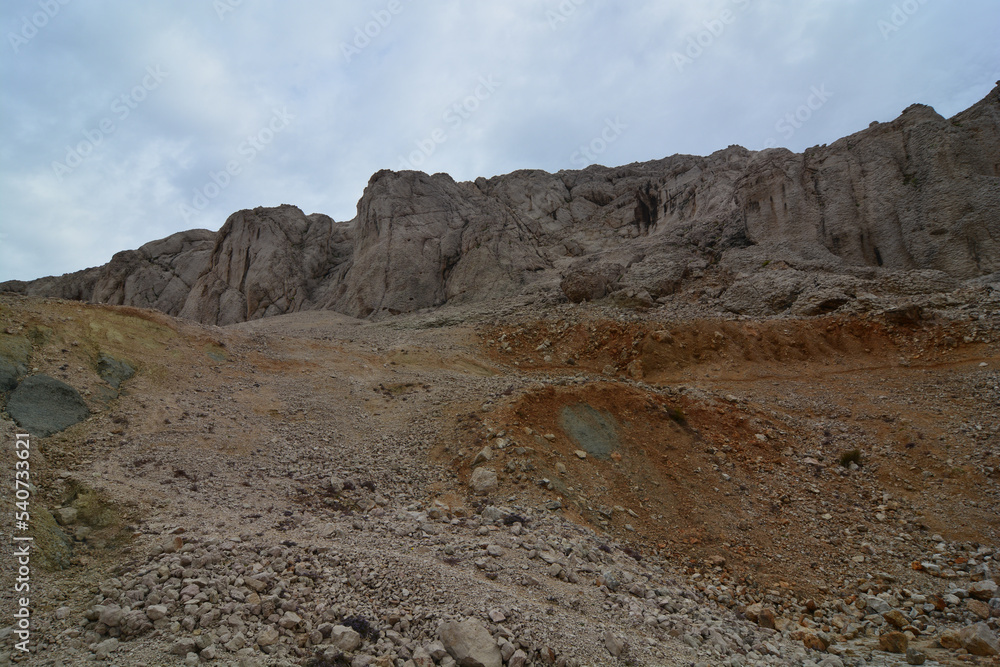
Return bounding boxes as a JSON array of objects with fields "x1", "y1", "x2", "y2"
[{"x1": 0, "y1": 286, "x2": 998, "y2": 666}]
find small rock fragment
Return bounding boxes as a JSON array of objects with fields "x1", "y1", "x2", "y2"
[
  {"x1": 469, "y1": 468, "x2": 498, "y2": 494},
  {"x1": 879, "y1": 631, "x2": 908, "y2": 653}
]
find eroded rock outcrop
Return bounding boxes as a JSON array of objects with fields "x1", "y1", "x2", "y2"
[
  {"x1": 3, "y1": 84, "x2": 998, "y2": 323},
  {"x1": 178, "y1": 206, "x2": 352, "y2": 325}
]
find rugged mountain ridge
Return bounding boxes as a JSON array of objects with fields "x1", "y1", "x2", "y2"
[{"x1": 4, "y1": 84, "x2": 999, "y2": 324}]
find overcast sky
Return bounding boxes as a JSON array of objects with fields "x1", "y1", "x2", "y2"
[{"x1": 1, "y1": 1, "x2": 997, "y2": 282}]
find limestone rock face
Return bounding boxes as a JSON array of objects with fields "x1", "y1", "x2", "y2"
[
  {"x1": 179, "y1": 205, "x2": 352, "y2": 325},
  {"x1": 3, "y1": 84, "x2": 998, "y2": 323},
  {"x1": 329, "y1": 171, "x2": 546, "y2": 318},
  {"x1": 735, "y1": 96, "x2": 1000, "y2": 279},
  {"x1": 0, "y1": 229, "x2": 215, "y2": 315}
]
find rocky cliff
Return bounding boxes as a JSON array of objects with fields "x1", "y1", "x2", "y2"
[{"x1": 4, "y1": 84, "x2": 999, "y2": 323}]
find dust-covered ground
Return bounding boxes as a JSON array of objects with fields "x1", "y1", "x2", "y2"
[{"x1": 0, "y1": 292, "x2": 998, "y2": 666}]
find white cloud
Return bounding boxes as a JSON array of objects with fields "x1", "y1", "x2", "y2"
[{"x1": 1, "y1": 0, "x2": 998, "y2": 281}]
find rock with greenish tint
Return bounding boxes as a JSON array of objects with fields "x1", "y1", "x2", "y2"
[
  {"x1": 29, "y1": 506, "x2": 73, "y2": 570},
  {"x1": 6, "y1": 374, "x2": 90, "y2": 437},
  {"x1": 170, "y1": 638, "x2": 197, "y2": 655},
  {"x1": 0, "y1": 333, "x2": 30, "y2": 395},
  {"x1": 559, "y1": 404, "x2": 620, "y2": 460},
  {"x1": 0, "y1": 357, "x2": 24, "y2": 394},
  {"x1": 97, "y1": 353, "x2": 135, "y2": 388}
]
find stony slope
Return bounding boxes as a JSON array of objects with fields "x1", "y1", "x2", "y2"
[
  {"x1": 0, "y1": 292, "x2": 998, "y2": 666},
  {"x1": 3, "y1": 85, "x2": 998, "y2": 324}
]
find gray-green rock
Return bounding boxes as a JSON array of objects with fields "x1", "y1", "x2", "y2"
[
  {"x1": 0, "y1": 333, "x2": 31, "y2": 394},
  {"x1": 97, "y1": 353, "x2": 135, "y2": 388},
  {"x1": 6, "y1": 374, "x2": 90, "y2": 437}
]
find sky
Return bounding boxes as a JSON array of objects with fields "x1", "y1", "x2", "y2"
[{"x1": 1, "y1": 0, "x2": 997, "y2": 283}]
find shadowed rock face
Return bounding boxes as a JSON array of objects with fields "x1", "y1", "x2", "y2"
[{"x1": 4, "y1": 85, "x2": 999, "y2": 323}]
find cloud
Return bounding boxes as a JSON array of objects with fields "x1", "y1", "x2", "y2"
[{"x1": 1, "y1": 0, "x2": 998, "y2": 281}]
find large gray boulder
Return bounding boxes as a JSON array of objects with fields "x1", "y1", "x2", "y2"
[
  {"x1": 439, "y1": 619, "x2": 502, "y2": 667},
  {"x1": 6, "y1": 375, "x2": 90, "y2": 437}
]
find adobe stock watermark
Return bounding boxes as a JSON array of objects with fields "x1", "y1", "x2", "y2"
[
  {"x1": 396, "y1": 75, "x2": 501, "y2": 171},
  {"x1": 877, "y1": 0, "x2": 930, "y2": 40},
  {"x1": 672, "y1": 0, "x2": 751, "y2": 73},
  {"x1": 214, "y1": 0, "x2": 243, "y2": 21},
  {"x1": 570, "y1": 117, "x2": 627, "y2": 167},
  {"x1": 12, "y1": 433, "x2": 34, "y2": 654},
  {"x1": 179, "y1": 107, "x2": 294, "y2": 223},
  {"x1": 762, "y1": 84, "x2": 832, "y2": 149},
  {"x1": 340, "y1": 0, "x2": 412, "y2": 63},
  {"x1": 8, "y1": 0, "x2": 71, "y2": 54},
  {"x1": 51, "y1": 65, "x2": 168, "y2": 180},
  {"x1": 547, "y1": 0, "x2": 587, "y2": 31}
]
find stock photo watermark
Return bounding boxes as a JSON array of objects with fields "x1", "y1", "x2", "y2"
[
  {"x1": 672, "y1": 0, "x2": 751, "y2": 73},
  {"x1": 762, "y1": 84, "x2": 833, "y2": 149},
  {"x1": 396, "y1": 75, "x2": 501, "y2": 171},
  {"x1": 547, "y1": 0, "x2": 587, "y2": 31},
  {"x1": 570, "y1": 117, "x2": 627, "y2": 167},
  {"x1": 877, "y1": 0, "x2": 930, "y2": 40},
  {"x1": 12, "y1": 433, "x2": 34, "y2": 654},
  {"x1": 179, "y1": 107, "x2": 294, "y2": 223},
  {"x1": 340, "y1": 0, "x2": 412, "y2": 63},
  {"x1": 50, "y1": 65, "x2": 168, "y2": 180},
  {"x1": 8, "y1": 0, "x2": 71, "y2": 54},
  {"x1": 214, "y1": 0, "x2": 243, "y2": 21}
]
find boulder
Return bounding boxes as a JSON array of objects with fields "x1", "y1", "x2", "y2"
[
  {"x1": 6, "y1": 375, "x2": 90, "y2": 437},
  {"x1": 96, "y1": 353, "x2": 135, "y2": 389},
  {"x1": 878, "y1": 631, "x2": 908, "y2": 653},
  {"x1": 469, "y1": 468, "x2": 498, "y2": 494},
  {"x1": 330, "y1": 625, "x2": 362, "y2": 651},
  {"x1": 439, "y1": 619, "x2": 502, "y2": 667},
  {"x1": 959, "y1": 622, "x2": 999, "y2": 656},
  {"x1": 968, "y1": 579, "x2": 998, "y2": 600}
]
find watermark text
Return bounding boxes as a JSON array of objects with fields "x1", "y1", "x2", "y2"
[
  {"x1": 179, "y1": 107, "x2": 294, "y2": 222},
  {"x1": 396, "y1": 75, "x2": 501, "y2": 171},
  {"x1": 570, "y1": 117, "x2": 627, "y2": 167},
  {"x1": 672, "y1": 0, "x2": 751, "y2": 73},
  {"x1": 8, "y1": 0, "x2": 72, "y2": 54},
  {"x1": 878, "y1": 0, "x2": 930, "y2": 40},
  {"x1": 51, "y1": 65, "x2": 168, "y2": 180},
  {"x1": 12, "y1": 433, "x2": 34, "y2": 653},
  {"x1": 762, "y1": 84, "x2": 832, "y2": 149}
]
